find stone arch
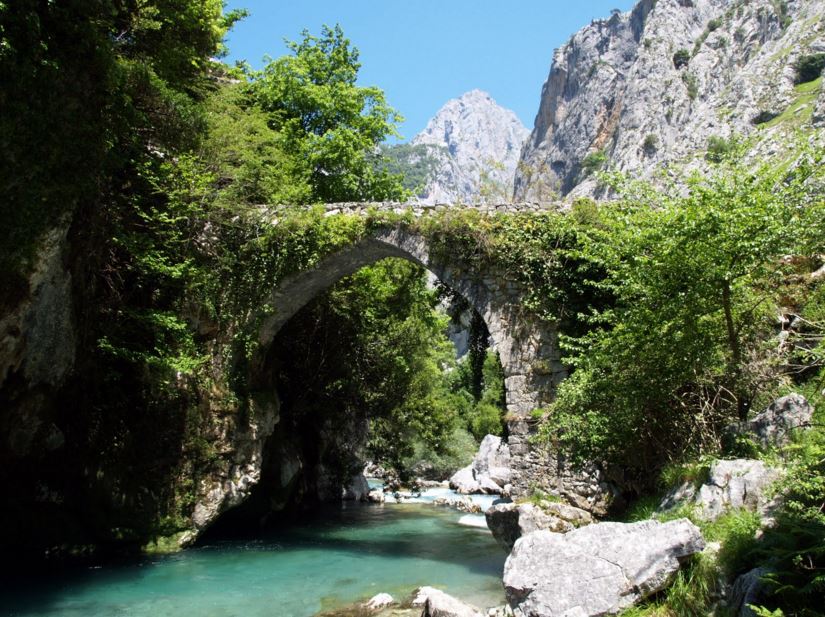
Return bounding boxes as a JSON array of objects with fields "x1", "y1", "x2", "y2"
[
  {"x1": 189, "y1": 223, "x2": 608, "y2": 538},
  {"x1": 251, "y1": 226, "x2": 567, "y2": 438}
]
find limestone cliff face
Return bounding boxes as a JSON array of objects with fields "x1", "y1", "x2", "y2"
[
  {"x1": 515, "y1": 0, "x2": 825, "y2": 200},
  {"x1": 409, "y1": 90, "x2": 529, "y2": 203}
]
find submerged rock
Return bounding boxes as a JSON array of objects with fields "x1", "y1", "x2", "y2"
[
  {"x1": 503, "y1": 519, "x2": 704, "y2": 616},
  {"x1": 412, "y1": 586, "x2": 483, "y2": 617}
]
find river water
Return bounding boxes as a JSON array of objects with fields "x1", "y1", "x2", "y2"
[{"x1": 1, "y1": 491, "x2": 505, "y2": 617}]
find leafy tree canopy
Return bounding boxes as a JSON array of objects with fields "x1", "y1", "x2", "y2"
[{"x1": 249, "y1": 24, "x2": 407, "y2": 202}]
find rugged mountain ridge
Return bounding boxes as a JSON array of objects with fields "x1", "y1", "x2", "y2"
[
  {"x1": 515, "y1": 0, "x2": 825, "y2": 200},
  {"x1": 386, "y1": 90, "x2": 529, "y2": 203}
]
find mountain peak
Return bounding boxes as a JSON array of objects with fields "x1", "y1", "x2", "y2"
[{"x1": 408, "y1": 91, "x2": 529, "y2": 203}]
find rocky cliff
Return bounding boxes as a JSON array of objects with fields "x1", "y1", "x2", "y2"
[
  {"x1": 514, "y1": 0, "x2": 825, "y2": 200},
  {"x1": 387, "y1": 90, "x2": 529, "y2": 203}
]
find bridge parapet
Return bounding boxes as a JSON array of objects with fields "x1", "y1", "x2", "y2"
[{"x1": 262, "y1": 201, "x2": 564, "y2": 217}]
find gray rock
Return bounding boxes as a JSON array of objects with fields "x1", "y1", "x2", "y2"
[
  {"x1": 729, "y1": 567, "x2": 770, "y2": 617},
  {"x1": 485, "y1": 502, "x2": 575, "y2": 551},
  {"x1": 412, "y1": 586, "x2": 483, "y2": 617},
  {"x1": 742, "y1": 394, "x2": 813, "y2": 448},
  {"x1": 539, "y1": 500, "x2": 594, "y2": 527},
  {"x1": 503, "y1": 519, "x2": 705, "y2": 617},
  {"x1": 449, "y1": 465, "x2": 481, "y2": 494},
  {"x1": 694, "y1": 459, "x2": 782, "y2": 521},
  {"x1": 365, "y1": 593, "x2": 395, "y2": 610},
  {"x1": 433, "y1": 496, "x2": 482, "y2": 513},
  {"x1": 343, "y1": 472, "x2": 370, "y2": 501},
  {"x1": 449, "y1": 435, "x2": 513, "y2": 494},
  {"x1": 408, "y1": 90, "x2": 529, "y2": 204},
  {"x1": 472, "y1": 434, "x2": 512, "y2": 487},
  {"x1": 658, "y1": 480, "x2": 699, "y2": 512},
  {"x1": 515, "y1": 0, "x2": 825, "y2": 201}
]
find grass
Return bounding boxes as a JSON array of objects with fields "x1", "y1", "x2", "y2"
[
  {"x1": 762, "y1": 77, "x2": 822, "y2": 130},
  {"x1": 659, "y1": 460, "x2": 712, "y2": 491},
  {"x1": 617, "y1": 508, "x2": 762, "y2": 617},
  {"x1": 521, "y1": 487, "x2": 564, "y2": 506},
  {"x1": 622, "y1": 495, "x2": 662, "y2": 522}
]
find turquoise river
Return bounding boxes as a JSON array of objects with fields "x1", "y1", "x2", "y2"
[{"x1": 1, "y1": 493, "x2": 506, "y2": 617}]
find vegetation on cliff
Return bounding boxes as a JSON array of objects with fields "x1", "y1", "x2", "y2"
[
  {"x1": 2, "y1": 3, "x2": 823, "y2": 612},
  {"x1": 1, "y1": 3, "x2": 496, "y2": 556}
]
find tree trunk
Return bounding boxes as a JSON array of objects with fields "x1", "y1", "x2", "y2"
[{"x1": 722, "y1": 280, "x2": 748, "y2": 420}]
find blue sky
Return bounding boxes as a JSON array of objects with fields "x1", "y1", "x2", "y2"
[{"x1": 223, "y1": 1, "x2": 637, "y2": 142}]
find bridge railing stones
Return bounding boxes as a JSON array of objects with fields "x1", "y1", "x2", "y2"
[{"x1": 260, "y1": 201, "x2": 564, "y2": 218}]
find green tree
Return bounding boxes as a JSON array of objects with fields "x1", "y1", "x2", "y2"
[
  {"x1": 249, "y1": 25, "x2": 407, "y2": 202},
  {"x1": 539, "y1": 146, "x2": 825, "y2": 478}
]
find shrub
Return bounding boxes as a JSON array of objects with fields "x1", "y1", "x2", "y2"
[
  {"x1": 752, "y1": 110, "x2": 779, "y2": 125},
  {"x1": 643, "y1": 134, "x2": 659, "y2": 154},
  {"x1": 673, "y1": 48, "x2": 691, "y2": 69},
  {"x1": 399, "y1": 428, "x2": 477, "y2": 480},
  {"x1": 581, "y1": 150, "x2": 608, "y2": 175},
  {"x1": 753, "y1": 432, "x2": 825, "y2": 614},
  {"x1": 794, "y1": 53, "x2": 825, "y2": 85},
  {"x1": 705, "y1": 134, "x2": 735, "y2": 162},
  {"x1": 682, "y1": 72, "x2": 699, "y2": 99}
]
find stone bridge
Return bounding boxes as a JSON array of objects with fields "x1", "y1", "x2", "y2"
[{"x1": 245, "y1": 203, "x2": 612, "y2": 510}]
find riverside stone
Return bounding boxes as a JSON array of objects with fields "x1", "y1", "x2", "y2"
[
  {"x1": 449, "y1": 435, "x2": 512, "y2": 495},
  {"x1": 412, "y1": 587, "x2": 483, "y2": 617},
  {"x1": 365, "y1": 593, "x2": 395, "y2": 610},
  {"x1": 472, "y1": 435, "x2": 512, "y2": 487},
  {"x1": 449, "y1": 465, "x2": 481, "y2": 494},
  {"x1": 343, "y1": 473, "x2": 370, "y2": 501},
  {"x1": 503, "y1": 519, "x2": 705, "y2": 616},
  {"x1": 486, "y1": 501, "x2": 593, "y2": 551}
]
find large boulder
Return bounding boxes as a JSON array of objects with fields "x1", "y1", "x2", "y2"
[
  {"x1": 503, "y1": 519, "x2": 704, "y2": 617},
  {"x1": 659, "y1": 459, "x2": 783, "y2": 522},
  {"x1": 412, "y1": 586, "x2": 483, "y2": 617},
  {"x1": 486, "y1": 501, "x2": 592, "y2": 551},
  {"x1": 449, "y1": 465, "x2": 481, "y2": 494},
  {"x1": 693, "y1": 459, "x2": 782, "y2": 521},
  {"x1": 741, "y1": 394, "x2": 813, "y2": 449},
  {"x1": 449, "y1": 435, "x2": 512, "y2": 494},
  {"x1": 342, "y1": 473, "x2": 370, "y2": 501},
  {"x1": 472, "y1": 435, "x2": 512, "y2": 486}
]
